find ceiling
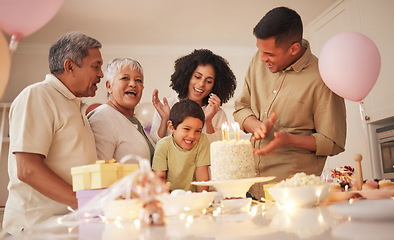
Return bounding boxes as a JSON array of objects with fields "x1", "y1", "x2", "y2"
[{"x1": 17, "y1": 0, "x2": 337, "y2": 47}]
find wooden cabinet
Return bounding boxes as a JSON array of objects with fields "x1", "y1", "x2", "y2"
[
  {"x1": 306, "y1": 0, "x2": 394, "y2": 123},
  {"x1": 355, "y1": 0, "x2": 394, "y2": 123},
  {"x1": 0, "y1": 103, "x2": 10, "y2": 144},
  {"x1": 305, "y1": 0, "x2": 394, "y2": 179},
  {"x1": 0, "y1": 103, "x2": 10, "y2": 206}
]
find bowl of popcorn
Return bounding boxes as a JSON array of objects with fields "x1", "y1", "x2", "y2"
[
  {"x1": 157, "y1": 190, "x2": 217, "y2": 216},
  {"x1": 268, "y1": 173, "x2": 332, "y2": 208}
]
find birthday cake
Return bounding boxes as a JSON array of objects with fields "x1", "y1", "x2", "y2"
[{"x1": 210, "y1": 139, "x2": 255, "y2": 180}]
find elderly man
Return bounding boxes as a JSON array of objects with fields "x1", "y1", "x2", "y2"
[{"x1": 3, "y1": 32, "x2": 103, "y2": 235}]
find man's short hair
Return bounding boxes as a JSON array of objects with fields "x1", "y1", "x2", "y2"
[
  {"x1": 49, "y1": 32, "x2": 102, "y2": 75},
  {"x1": 169, "y1": 99, "x2": 205, "y2": 129},
  {"x1": 253, "y1": 6, "x2": 303, "y2": 47}
]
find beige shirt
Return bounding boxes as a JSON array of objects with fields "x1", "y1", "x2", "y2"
[
  {"x1": 88, "y1": 104, "x2": 155, "y2": 162},
  {"x1": 152, "y1": 134, "x2": 210, "y2": 191},
  {"x1": 234, "y1": 40, "x2": 346, "y2": 198},
  {"x1": 3, "y1": 74, "x2": 97, "y2": 235}
]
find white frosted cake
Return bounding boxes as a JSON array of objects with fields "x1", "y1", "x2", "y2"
[{"x1": 210, "y1": 140, "x2": 255, "y2": 180}]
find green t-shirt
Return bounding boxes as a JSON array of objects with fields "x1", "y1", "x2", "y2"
[{"x1": 152, "y1": 133, "x2": 210, "y2": 191}]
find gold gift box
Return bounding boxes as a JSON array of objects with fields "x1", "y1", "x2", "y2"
[
  {"x1": 263, "y1": 183, "x2": 277, "y2": 202},
  {"x1": 118, "y1": 163, "x2": 139, "y2": 179},
  {"x1": 71, "y1": 160, "x2": 138, "y2": 191},
  {"x1": 90, "y1": 160, "x2": 118, "y2": 189},
  {"x1": 71, "y1": 165, "x2": 91, "y2": 192}
]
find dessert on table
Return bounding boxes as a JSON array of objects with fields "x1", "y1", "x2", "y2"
[
  {"x1": 193, "y1": 122, "x2": 274, "y2": 200},
  {"x1": 325, "y1": 154, "x2": 394, "y2": 202}
]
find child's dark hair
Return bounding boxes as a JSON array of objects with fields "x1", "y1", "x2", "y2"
[
  {"x1": 169, "y1": 99, "x2": 205, "y2": 129},
  {"x1": 169, "y1": 49, "x2": 236, "y2": 106}
]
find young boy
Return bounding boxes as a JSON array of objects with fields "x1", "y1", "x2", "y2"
[{"x1": 152, "y1": 99, "x2": 210, "y2": 192}]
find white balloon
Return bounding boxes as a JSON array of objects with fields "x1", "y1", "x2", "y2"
[{"x1": 134, "y1": 102, "x2": 155, "y2": 128}]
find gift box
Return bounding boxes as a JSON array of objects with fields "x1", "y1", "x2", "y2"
[
  {"x1": 71, "y1": 160, "x2": 139, "y2": 191},
  {"x1": 76, "y1": 189, "x2": 106, "y2": 208},
  {"x1": 117, "y1": 163, "x2": 139, "y2": 179},
  {"x1": 90, "y1": 160, "x2": 119, "y2": 189},
  {"x1": 71, "y1": 165, "x2": 91, "y2": 192},
  {"x1": 263, "y1": 183, "x2": 277, "y2": 202}
]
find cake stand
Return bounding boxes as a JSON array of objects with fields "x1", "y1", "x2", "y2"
[{"x1": 192, "y1": 176, "x2": 275, "y2": 198}]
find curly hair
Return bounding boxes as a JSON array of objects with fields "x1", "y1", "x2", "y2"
[{"x1": 169, "y1": 49, "x2": 236, "y2": 106}]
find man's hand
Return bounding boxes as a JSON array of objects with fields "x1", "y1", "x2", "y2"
[
  {"x1": 15, "y1": 152, "x2": 77, "y2": 208},
  {"x1": 253, "y1": 131, "x2": 317, "y2": 156},
  {"x1": 253, "y1": 130, "x2": 289, "y2": 155},
  {"x1": 251, "y1": 112, "x2": 277, "y2": 141}
]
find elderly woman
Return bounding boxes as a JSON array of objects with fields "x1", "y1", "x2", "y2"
[{"x1": 88, "y1": 58, "x2": 155, "y2": 163}]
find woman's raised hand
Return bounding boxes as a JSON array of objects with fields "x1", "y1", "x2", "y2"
[
  {"x1": 152, "y1": 89, "x2": 170, "y2": 120},
  {"x1": 204, "y1": 93, "x2": 220, "y2": 121}
]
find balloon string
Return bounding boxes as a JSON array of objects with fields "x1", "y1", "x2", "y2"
[
  {"x1": 358, "y1": 100, "x2": 368, "y2": 140},
  {"x1": 358, "y1": 100, "x2": 371, "y2": 167},
  {"x1": 9, "y1": 34, "x2": 21, "y2": 55}
]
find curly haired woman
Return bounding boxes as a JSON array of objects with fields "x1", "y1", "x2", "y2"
[{"x1": 150, "y1": 49, "x2": 236, "y2": 144}]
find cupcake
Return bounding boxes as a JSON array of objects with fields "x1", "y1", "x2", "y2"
[
  {"x1": 378, "y1": 179, "x2": 393, "y2": 189},
  {"x1": 330, "y1": 183, "x2": 342, "y2": 192},
  {"x1": 362, "y1": 179, "x2": 378, "y2": 190}
]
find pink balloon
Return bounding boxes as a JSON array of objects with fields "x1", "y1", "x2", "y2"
[
  {"x1": 318, "y1": 32, "x2": 381, "y2": 102},
  {"x1": 0, "y1": 0, "x2": 64, "y2": 41}
]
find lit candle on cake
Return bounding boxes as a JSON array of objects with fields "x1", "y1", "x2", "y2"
[
  {"x1": 234, "y1": 122, "x2": 240, "y2": 141},
  {"x1": 226, "y1": 123, "x2": 230, "y2": 141},
  {"x1": 231, "y1": 122, "x2": 237, "y2": 141},
  {"x1": 221, "y1": 123, "x2": 226, "y2": 141}
]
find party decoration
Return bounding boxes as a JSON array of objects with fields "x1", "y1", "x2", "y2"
[
  {"x1": 0, "y1": 30, "x2": 11, "y2": 99},
  {"x1": 135, "y1": 102, "x2": 156, "y2": 133},
  {"x1": 0, "y1": 0, "x2": 64, "y2": 51},
  {"x1": 85, "y1": 103, "x2": 102, "y2": 115},
  {"x1": 63, "y1": 155, "x2": 168, "y2": 225},
  {"x1": 318, "y1": 31, "x2": 381, "y2": 102}
]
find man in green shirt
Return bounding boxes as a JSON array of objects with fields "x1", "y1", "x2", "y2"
[{"x1": 234, "y1": 7, "x2": 346, "y2": 199}]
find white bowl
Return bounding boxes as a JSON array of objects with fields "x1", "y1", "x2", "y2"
[
  {"x1": 221, "y1": 198, "x2": 252, "y2": 213},
  {"x1": 157, "y1": 191, "x2": 217, "y2": 216},
  {"x1": 267, "y1": 183, "x2": 332, "y2": 207},
  {"x1": 103, "y1": 199, "x2": 142, "y2": 220},
  {"x1": 192, "y1": 176, "x2": 275, "y2": 198}
]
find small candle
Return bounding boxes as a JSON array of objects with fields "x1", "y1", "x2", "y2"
[
  {"x1": 221, "y1": 123, "x2": 225, "y2": 141},
  {"x1": 231, "y1": 123, "x2": 237, "y2": 141},
  {"x1": 235, "y1": 122, "x2": 240, "y2": 141},
  {"x1": 225, "y1": 123, "x2": 230, "y2": 141}
]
